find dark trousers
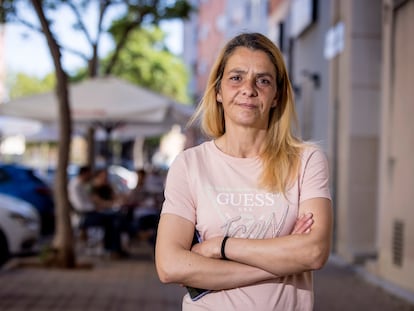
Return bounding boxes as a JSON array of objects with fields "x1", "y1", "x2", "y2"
[
  {"x1": 132, "y1": 213, "x2": 160, "y2": 245},
  {"x1": 79, "y1": 210, "x2": 123, "y2": 252}
]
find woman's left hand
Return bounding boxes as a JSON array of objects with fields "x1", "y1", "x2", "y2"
[{"x1": 191, "y1": 237, "x2": 223, "y2": 259}]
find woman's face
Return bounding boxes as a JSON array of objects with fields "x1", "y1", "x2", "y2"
[{"x1": 216, "y1": 47, "x2": 278, "y2": 131}]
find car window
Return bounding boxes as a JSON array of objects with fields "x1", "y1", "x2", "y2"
[
  {"x1": 9, "y1": 168, "x2": 28, "y2": 181},
  {"x1": 26, "y1": 170, "x2": 44, "y2": 183},
  {"x1": 0, "y1": 168, "x2": 10, "y2": 182}
]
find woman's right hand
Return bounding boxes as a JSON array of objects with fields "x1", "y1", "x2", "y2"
[{"x1": 291, "y1": 213, "x2": 314, "y2": 235}]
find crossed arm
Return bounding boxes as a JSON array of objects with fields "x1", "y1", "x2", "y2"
[{"x1": 155, "y1": 197, "x2": 332, "y2": 291}]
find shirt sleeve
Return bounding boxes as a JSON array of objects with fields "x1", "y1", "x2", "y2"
[
  {"x1": 299, "y1": 147, "x2": 331, "y2": 203},
  {"x1": 68, "y1": 178, "x2": 95, "y2": 212},
  {"x1": 161, "y1": 152, "x2": 197, "y2": 224}
]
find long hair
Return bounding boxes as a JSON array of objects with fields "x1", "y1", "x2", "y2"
[{"x1": 190, "y1": 33, "x2": 304, "y2": 193}]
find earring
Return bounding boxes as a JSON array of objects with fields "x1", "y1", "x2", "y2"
[{"x1": 216, "y1": 93, "x2": 223, "y2": 103}]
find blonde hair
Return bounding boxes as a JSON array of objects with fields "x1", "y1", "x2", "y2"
[{"x1": 190, "y1": 33, "x2": 304, "y2": 193}]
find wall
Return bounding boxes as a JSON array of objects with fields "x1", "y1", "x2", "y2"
[
  {"x1": 376, "y1": 0, "x2": 414, "y2": 294},
  {"x1": 331, "y1": 0, "x2": 381, "y2": 263}
]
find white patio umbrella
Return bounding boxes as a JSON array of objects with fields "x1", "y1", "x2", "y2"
[
  {"x1": 0, "y1": 76, "x2": 194, "y2": 140},
  {"x1": 0, "y1": 77, "x2": 194, "y2": 167},
  {"x1": 0, "y1": 115, "x2": 43, "y2": 137}
]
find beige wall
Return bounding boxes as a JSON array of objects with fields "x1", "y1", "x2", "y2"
[
  {"x1": 377, "y1": 0, "x2": 414, "y2": 293},
  {"x1": 332, "y1": 0, "x2": 382, "y2": 262}
]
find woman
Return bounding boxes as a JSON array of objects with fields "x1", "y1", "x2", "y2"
[{"x1": 155, "y1": 32, "x2": 332, "y2": 310}]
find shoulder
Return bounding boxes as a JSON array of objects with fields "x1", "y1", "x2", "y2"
[
  {"x1": 166, "y1": 141, "x2": 215, "y2": 183},
  {"x1": 300, "y1": 143, "x2": 328, "y2": 164},
  {"x1": 297, "y1": 143, "x2": 331, "y2": 200},
  {"x1": 298, "y1": 143, "x2": 330, "y2": 179},
  {"x1": 183, "y1": 140, "x2": 213, "y2": 156},
  {"x1": 298, "y1": 143, "x2": 330, "y2": 180},
  {"x1": 172, "y1": 140, "x2": 214, "y2": 165}
]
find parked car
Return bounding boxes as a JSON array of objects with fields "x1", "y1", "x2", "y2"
[
  {"x1": 0, "y1": 193, "x2": 41, "y2": 266},
  {"x1": 0, "y1": 163, "x2": 55, "y2": 235}
]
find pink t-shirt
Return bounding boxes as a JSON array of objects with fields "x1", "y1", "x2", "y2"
[{"x1": 162, "y1": 140, "x2": 331, "y2": 311}]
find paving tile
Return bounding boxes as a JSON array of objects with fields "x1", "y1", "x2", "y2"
[{"x1": 1, "y1": 244, "x2": 413, "y2": 311}]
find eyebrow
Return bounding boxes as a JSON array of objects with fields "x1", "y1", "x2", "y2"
[{"x1": 227, "y1": 68, "x2": 275, "y2": 78}]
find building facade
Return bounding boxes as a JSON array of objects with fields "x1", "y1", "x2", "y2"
[
  {"x1": 183, "y1": 0, "x2": 270, "y2": 101},
  {"x1": 376, "y1": 0, "x2": 414, "y2": 297}
]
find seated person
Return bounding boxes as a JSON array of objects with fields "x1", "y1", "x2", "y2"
[
  {"x1": 124, "y1": 169, "x2": 149, "y2": 207},
  {"x1": 68, "y1": 165, "x2": 128, "y2": 257},
  {"x1": 124, "y1": 168, "x2": 161, "y2": 245},
  {"x1": 90, "y1": 168, "x2": 123, "y2": 209}
]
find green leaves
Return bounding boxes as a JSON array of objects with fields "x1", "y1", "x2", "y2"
[
  {"x1": 8, "y1": 72, "x2": 56, "y2": 99},
  {"x1": 107, "y1": 26, "x2": 190, "y2": 103}
]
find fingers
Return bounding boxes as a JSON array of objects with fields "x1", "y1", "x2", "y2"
[{"x1": 292, "y1": 213, "x2": 314, "y2": 235}]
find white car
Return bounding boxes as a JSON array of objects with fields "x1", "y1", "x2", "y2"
[{"x1": 0, "y1": 193, "x2": 40, "y2": 266}]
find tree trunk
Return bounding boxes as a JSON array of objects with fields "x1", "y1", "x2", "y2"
[
  {"x1": 87, "y1": 127, "x2": 95, "y2": 170},
  {"x1": 32, "y1": 0, "x2": 75, "y2": 268},
  {"x1": 88, "y1": 43, "x2": 99, "y2": 77}
]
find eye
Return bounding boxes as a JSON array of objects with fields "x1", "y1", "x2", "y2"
[
  {"x1": 257, "y1": 77, "x2": 271, "y2": 86},
  {"x1": 230, "y1": 75, "x2": 242, "y2": 82}
]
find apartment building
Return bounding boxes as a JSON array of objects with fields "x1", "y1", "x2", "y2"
[
  {"x1": 376, "y1": 0, "x2": 414, "y2": 298},
  {"x1": 183, "y1": 0, "x2": 269, "y2": 101}
]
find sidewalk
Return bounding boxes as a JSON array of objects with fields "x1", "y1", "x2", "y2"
[
  {"x1": 1, "y1": 243, "x2": 413, "y2": 311},
  {"x1": 314, "y1": 256, "x2": 414, "y2": 311},
  {"x1": 0, "y1": 241, "x2": 186, "y2": 311}
]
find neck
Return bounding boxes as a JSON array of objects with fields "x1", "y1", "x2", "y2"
[{"x1": 215, "y1": 130, "x2": 266, "y2": 158}]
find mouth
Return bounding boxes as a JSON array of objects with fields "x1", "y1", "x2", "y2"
[{"x1": 237, "y1": 102, "x2": 257, "y2": 109}]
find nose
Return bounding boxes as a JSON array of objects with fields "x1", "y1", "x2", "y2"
[{"x1": 241, "y1": 78, "x2": 258, "y2": 97}]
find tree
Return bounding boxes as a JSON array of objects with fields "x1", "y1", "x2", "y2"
[
  {"x1": 8, "y1": 28, "x2": 189, "y2": 103},
  {"x1": 0, "y1": 0, "x2": 193, "y2": 268},
  {"x1": 109, "y1": 26, "x2": 190, "y2": 104},
  {"x1": 7, "y1": 72, "x2": 55, "y2": 99}
]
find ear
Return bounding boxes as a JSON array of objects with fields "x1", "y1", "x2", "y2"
[{"x1": 216, "y1": 91, "x2": 223, "y2": 103}]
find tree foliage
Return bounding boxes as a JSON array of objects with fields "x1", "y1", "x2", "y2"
[
  {"x1": 9, "y1": 26, "x2": 189, "y2": 104},
  {"x1": 4, "y1": 1, "x2": 192, "y2": 103},
  {"x1": 7, "y1": 72, "x2": 55, "y2": 99},
  {"x1": 108, "y1": 26, "x2": 190, "y2": 103},
  {"x1": 2, "y1": 0, "x2": 193, "y2": 77}
]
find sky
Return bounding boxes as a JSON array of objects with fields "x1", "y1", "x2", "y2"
[{"x1": 4, "y1": 4, "x2": 183, "y2": 78}]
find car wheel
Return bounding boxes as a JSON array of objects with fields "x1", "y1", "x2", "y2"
[{"x1": 0, "y1": 230, "x2": 10, "y2": 267}]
